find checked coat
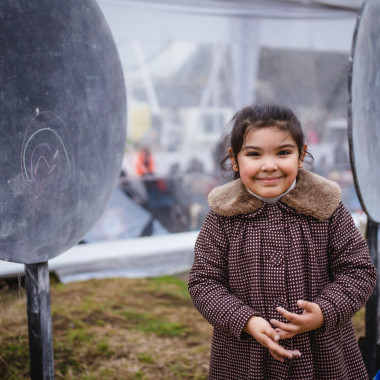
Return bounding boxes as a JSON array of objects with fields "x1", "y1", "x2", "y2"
[{"x1": 188, "y1": 169, "x2": 377, "y2": 379}]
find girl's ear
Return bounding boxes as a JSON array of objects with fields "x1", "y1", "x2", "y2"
[
  {"x1": 228, "y1": 147, "x2": 239, "y2": 172},
  {"x1": 298, "y1": 144, "x2": 308, "y2": 168}
]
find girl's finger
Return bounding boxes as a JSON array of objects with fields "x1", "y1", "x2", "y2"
[
  {"x1": 270, "y1": 319, "x2": 297, "y2": 332},
  {"x1": 260, "y1": 323, "x2": 280, "y2": 342},
  {"x1": 272, "y1": 330, "x2": 280, "y2": 343},
  {"x1": 269, "y1": 349, "x2": 284, "y2": 362},
  {"x1": 290, "y1": 350, "x2": 302, "y2": 358},
  {"x1": 267, "y1": 344, "x2": 291, "y2": 360},
  {"x1": 276, "y1": 307, "x2": 301, "y2": 323},
  {"x1": 265, "y1": 338, "x2": 296, "y2": 360},
  {"x1": 270, "y1": 318, "x2": 281, "y2": 327},
  {"x1": 297, "y1": 300, "x2": 313, "y2": 311},
  {"x1": 276, "y1": 330, "x2": 296, "y2": 340}
]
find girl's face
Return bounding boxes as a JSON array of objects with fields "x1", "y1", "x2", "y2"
[{"x1": 230, "y1": 126, "x2": 306, "y2": 198}]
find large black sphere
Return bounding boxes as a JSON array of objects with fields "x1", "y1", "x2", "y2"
[{"x1": 0, "y1": 0, "x2": 126, "y2": 263}]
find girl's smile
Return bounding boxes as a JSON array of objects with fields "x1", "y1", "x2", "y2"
[
  {"x1": 256, "y1": 176, "x2": 283, "y2": 184},
  {"x1": 230, "y1": 126, "x2": 306, "y2": 198}
]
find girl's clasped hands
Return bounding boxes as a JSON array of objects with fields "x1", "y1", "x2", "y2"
[{"x1": 244, "y1": 300, "x2": 324, "y2": 362}]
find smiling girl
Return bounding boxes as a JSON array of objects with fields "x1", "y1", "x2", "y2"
[{"x1": 188, "y1": 103, "x2": 377, "y2": 379}]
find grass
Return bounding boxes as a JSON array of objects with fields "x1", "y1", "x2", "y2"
[
  {"x1": 0, "y1": 274, "x2": 366, "y2": 379},
  {"x1": 0, "y1": 274, "x2": 211, "y2": 379}
]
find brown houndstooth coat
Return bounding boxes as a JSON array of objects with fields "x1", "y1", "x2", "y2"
[{"x1": 188, "y1": 169, "x2": 377, "y2": 379}]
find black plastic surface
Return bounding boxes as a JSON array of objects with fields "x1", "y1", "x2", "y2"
[
  {"x1": 0, "y1": 0, "x2": 126, "y2": 263},
  {"x1": 348, "y1": 0, "x2": 380, "y2": 223}
]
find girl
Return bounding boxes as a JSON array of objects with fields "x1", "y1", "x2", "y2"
[{"x1": 188, "y1": 103, "x2": 377, "y2": 379}]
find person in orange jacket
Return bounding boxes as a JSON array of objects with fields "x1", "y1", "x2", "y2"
[{"x1": 135, "y1": 147, "x2": 155, "y2": 177}]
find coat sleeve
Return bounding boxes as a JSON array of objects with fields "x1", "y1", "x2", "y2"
[
  {"x1": 313, "y1": 202, "x2": 377, "y2": 333},
  {"x1": 188, "y1": 211, "x2": 259, "y2": 340}
]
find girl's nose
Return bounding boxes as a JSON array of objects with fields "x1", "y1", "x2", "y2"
[{"x1": 262, "y1": 159, "x2": 278, "y2": 171}]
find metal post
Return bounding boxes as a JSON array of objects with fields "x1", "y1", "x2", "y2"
[
  {"x1": 364, "y1": 220, "x2": 379, "y2": 378},
  {"x1": 24, "y1": 262, "x2": 55, "y2": 380}
]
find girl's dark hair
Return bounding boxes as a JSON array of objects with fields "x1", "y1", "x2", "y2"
[{"x1": 221, "y1": 103, "x2": 313, "y2": 178}]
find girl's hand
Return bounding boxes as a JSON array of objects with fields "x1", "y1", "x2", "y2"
[
  {"x1": 244, "y1": 316, "x2": 301, "y2": 362},
  {"x1": 270, "y1": 300, "x2": 324, "y2": 340}
]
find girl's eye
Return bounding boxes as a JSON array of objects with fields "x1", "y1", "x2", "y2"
[
  {"x1": 247, "y1": 152, "x2": 260, "y2": 157},
  {"x1": 279, "y1": 150, "x2": 291, "y2": 156}
]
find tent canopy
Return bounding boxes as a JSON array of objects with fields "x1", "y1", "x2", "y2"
[{"x1": 107, "y1": 0, "x2": 362, "y2": 18}]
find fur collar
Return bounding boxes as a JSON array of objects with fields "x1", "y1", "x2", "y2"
[{"x1": 208, "y1": 169, "x2": 341, "y2": 221}]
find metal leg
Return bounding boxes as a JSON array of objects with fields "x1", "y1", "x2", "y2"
[
  {"x1": 24, "y1": 262, "x2": 55, "y2": 380},
  {"x1": 364, "y1": 220, "x2": 379, "y2": 378}
]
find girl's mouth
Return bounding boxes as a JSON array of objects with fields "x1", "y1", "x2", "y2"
[{"x1": 256, "y1": 176, "x2": 282, "y2": 184}]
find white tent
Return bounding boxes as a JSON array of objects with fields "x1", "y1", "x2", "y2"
[
  {"x1": 72, "y1": 0, "x2": 366, "y2": 279},
  {"x1": 97, "y1": 0, "x2": 358, "y2": 171},
  {"x1": 75, "y1": 0, "x2": 365, "y2": 280},
  {"x1": 0, "y1": 0, "x2": 365, "y2": 281}
]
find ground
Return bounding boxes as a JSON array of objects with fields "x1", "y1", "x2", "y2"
[{"x1": 0, "y1": 274, "x2": 365, "y2": 379}]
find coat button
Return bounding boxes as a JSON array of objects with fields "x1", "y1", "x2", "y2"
[{"x1": 272, "y1": 255, "x2": 284, "y2": 266}]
